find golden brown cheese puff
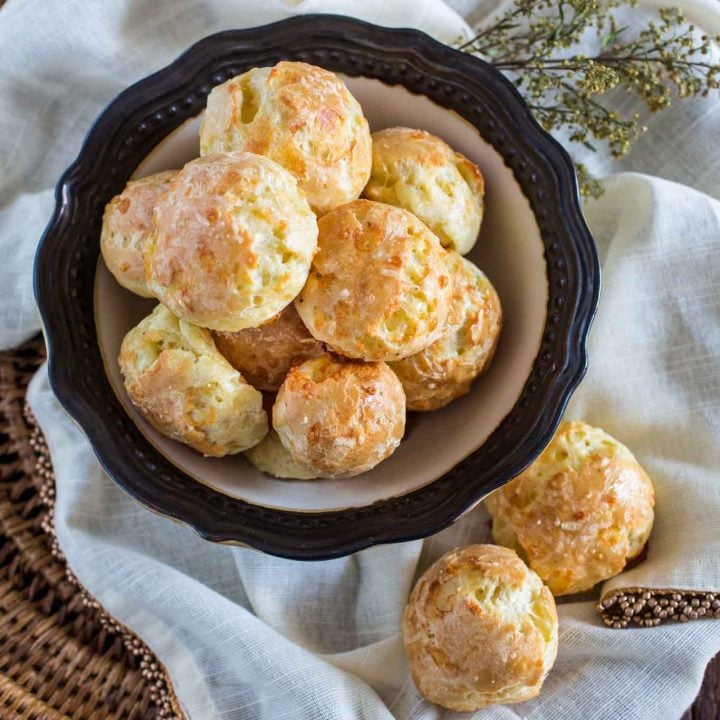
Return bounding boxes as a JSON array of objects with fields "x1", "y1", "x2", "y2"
[
  {"x1": 200, "y1": 62, "x2": 371, "y2": 215},
  {"x1": 296, "y1": 200, "x2": 452, "y2": 362},
  {"x1": 272, "y1": 354, "x2": 405, "y2": 478},
  {"x1": 402, "y1": 544, "x2": 558, "y2": 712},
  {"x1": 485, "y1": 421, "x2": 655, "y2": 596},
  {"x1": 213, "y1": 304, "x2": 324, "y2": 392},
  {"x1": 100, "y1": 170, "x2": 177, "y2": 297},
  {"x1": 390, "y1": 252, "x2": 501, "y2": 410},
  {"x1": 363, "y1": 127, "x2": 484, "y2": 254},
  {"x1": 119, "y1": 304, "x2": 267, "y2": 457},
  {"x1": 146, "y1": 152, "x2": 317, "y2": 332}
]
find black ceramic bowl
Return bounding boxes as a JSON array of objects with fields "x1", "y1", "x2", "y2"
[{"x1": 34, "y1": 15, "x2": 599, "y2": 560}]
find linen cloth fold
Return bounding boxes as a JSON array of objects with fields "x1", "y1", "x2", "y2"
[{"x1": 3, "y1": 0, "x2": 720, "y2": 718}]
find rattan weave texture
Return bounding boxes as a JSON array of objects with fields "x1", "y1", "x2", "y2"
[{"x1": 0, "y1": 338, "x2": 182, "y2": 720}]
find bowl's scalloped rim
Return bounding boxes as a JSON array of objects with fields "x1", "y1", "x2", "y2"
[{"x1": 34, "y1": 14, "x2": 600, "y2": 560}]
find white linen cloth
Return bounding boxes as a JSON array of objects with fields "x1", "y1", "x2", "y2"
[{"x1": 2, "y1": 0, "x2": 720, "y2": 718}]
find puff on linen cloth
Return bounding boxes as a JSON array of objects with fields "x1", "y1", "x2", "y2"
[{"x1": 2, "y1": 0, "x2": 720, "y2": 719}]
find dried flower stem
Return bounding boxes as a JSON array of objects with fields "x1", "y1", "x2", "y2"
[{"x1": 460, "y1": 1, "x2": 720, "y2": 197}]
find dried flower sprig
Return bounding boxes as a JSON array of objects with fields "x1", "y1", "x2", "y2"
[{"x1": 459, "y1": 1, "x2": 720, "y2": 197}]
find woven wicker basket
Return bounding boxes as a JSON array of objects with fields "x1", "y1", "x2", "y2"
[{"x1": 0, "y1": 338, "x2": 182, "y2": 720}]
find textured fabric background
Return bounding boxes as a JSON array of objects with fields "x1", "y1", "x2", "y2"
[{"x1": 3, "y1": 1, "x2": 720, "y2": 718}]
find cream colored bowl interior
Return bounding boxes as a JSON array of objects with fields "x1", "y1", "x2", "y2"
[{"x1": 95, "y1": 76, "x2": 547, "y2": 512}]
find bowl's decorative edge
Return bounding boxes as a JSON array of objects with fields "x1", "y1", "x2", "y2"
[{"x1": 34, "y1": 14, "x2": 600, "y2": 560}]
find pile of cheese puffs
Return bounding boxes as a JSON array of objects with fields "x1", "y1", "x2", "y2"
[{"x1": 103, "y1": 61, "x2": 501, "y2": 479}]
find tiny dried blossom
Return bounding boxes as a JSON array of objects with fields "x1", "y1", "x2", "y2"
[{"x1": 458, "y1": 1, "x2": 720, "y2": 196}]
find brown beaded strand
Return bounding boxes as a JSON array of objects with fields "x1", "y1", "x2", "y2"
[{"x1": 599, "y1": 588, "x2": 720, "y2": 628}]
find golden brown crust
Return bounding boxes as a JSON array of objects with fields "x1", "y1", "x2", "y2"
[
  {"x1": 119, "y1": 304, "x2": 267, "y2": 456},
  {"x1": 296, "y1": 200, "x2": 452, "y2": 362},
  {"x1": 402, "y1": 544, "x2": 558, "y2": 712},
  {"x1": 390, "y1": 252, "x2": 502, "y2": 410},
  {"x1": 485, "y1": 421, "x2": 655, "y2": 595},
  {"x1": 146, "y1": 152, "x2": 317, "y2": 331},
  {"x1": 362, "y1": 127, "x2": 484, "y2": 254},
  {"x1": 213, "y1": 304, "x2": 324, "y2": 391},
  {"x1": 100, "y1": 170, "x2": 177, "y2": 297},
  {"x1": 200, "y1": 62, "x2": 372, "y2": 215},
  {"x1": 272, "y1": 354, "x2": 406, "y2": 478}
]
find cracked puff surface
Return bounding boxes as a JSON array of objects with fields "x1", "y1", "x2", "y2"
[
  {"x1": 363, "y1": 127, "x2": 484, "y2": 254},
  {"x1": 272, "y1": 354, "x2": 406, "y2": 479},
  {"x1": 119, "y1": 304, "x2": 267, "y2": 457},
  {"x1": 402, "y1": 544, "x2": 558, "y2": 712},
  {"x1": 101, "y1": 170, "x2": 178, "y2": 297},
  {"x1": 200, "y1": 62, "x2": 371, "y2": 215},
  {"x1": 296, "y1": 200, "x2": 452, "y2": 362},
  {"x1": 213, "y1": 303, "x2": 324, "y2": 392},
  {"x1": 485, "y1": 421, "x2": 655, "y2": 596},
  {"x1": 146, "y1": 152, "x2": 318, "y2": 332},
  {"x1": 390, "y1": 252, "x2": 502, "y2": 411}
]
